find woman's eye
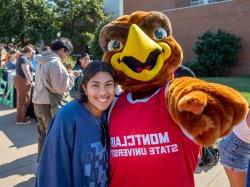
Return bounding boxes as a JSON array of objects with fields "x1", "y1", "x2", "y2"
[
  {"x1": 91, "y1": 84, "x2": 99, "y2": 88},
  {"x1": 153, "y1": 28, "x2": 168, "y2": 41},
  {"x1": 107, "y1": 40, "x2": 123, "y2": 52},
  {"x1": 105, "y1": 83, "x2": 114, "y2": 87}
]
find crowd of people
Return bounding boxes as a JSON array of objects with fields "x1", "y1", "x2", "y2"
[
  {"x1": 1, "y1": 39, "x2": 92, "y2": 160},
  {"x1": 0, "y1": 43, "x2": 48, "y2": 71},
  {"x1": 1, "y1": 37, "x2": 250, "y2": 187},
  {"x1": 1, "y1": 43, "x2": 19, "y2": 70}
]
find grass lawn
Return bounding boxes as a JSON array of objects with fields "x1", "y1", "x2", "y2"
[{"x1": 202, "y1": 77, "x2": 250, "y2": 105}]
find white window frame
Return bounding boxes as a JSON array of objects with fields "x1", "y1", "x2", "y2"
[{"x1": 190, "y1": 0, "x2": 223, "y2": 6}]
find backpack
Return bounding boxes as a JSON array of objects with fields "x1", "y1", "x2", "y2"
[{"x1": 199, "y1": 146, "x2": 220, "y2": 167}]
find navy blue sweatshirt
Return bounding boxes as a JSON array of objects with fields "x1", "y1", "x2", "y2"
[{"x1": 36, "y1": 100, "x2": 108, "y2": 187}]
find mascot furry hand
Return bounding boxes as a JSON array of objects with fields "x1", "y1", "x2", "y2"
[{"x1": 99, "y1": 11, "x2": 248, "y2": 187}]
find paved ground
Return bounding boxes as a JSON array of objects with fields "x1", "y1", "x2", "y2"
[{"x1": 0, "y1": 104, "x2": 230, "y2": 187}]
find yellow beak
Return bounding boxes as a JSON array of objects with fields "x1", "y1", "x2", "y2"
[
  {"x1": 121, "y1": 24, "x2": 162, "y2": 62},
  {"x1": 110, "y1": 24, "x2": 171, "y2": 81}
]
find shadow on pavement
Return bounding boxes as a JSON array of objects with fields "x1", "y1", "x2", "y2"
[
  {"x1": 0, "y1": 105, "x2": 37, "y2": 148},
  {"x1": 14, "y1": 176, "x2": 36, "y2": 187},
  {"x1": 0, "y1": 153, "x2": 37, "y2": 178}
]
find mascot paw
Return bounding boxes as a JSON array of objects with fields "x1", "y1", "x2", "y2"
[
  {"x1": 178, "y1": 91, "x2": 207, "y2": 115},
  {"x1": 168, "y1": 77, "x2": 249, "y2": 146}
]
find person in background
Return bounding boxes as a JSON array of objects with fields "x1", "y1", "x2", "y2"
[
  {"x1": 218, "y1": 109, "x2": 250, "y2": 187},
  {"x1": 25, "y1": 44, "x2": 35, "y2": 72},
  {"x1": 30, "y1": 48, "x2": 42, "y2": 72},
  {"x1": 70, "y1": 53, "x2": 91, "y2": 99},
  {"x1": 76, "y1": 52, "x2": 91, "y2": 69},
  {"x1": 0, "y1": 45, "x2": 7, "y2": 67},
  {"x1": 41, "y1": 46, "x2": 50, "y2": 53},
  {"x1": 14, "y1": 46, "x2": 34, "y2": 124},
  {"x1": 6, "y1": 49, "x2": 17, "y2": 70},
  {"x1": 2, "y1": 44, "x2": 12, "y2": 67},
  {"x1": 31, "y1": 46, "x2": 50, "y2": 72},
  {"x1": 36, "y1": 62, "x2": 115, "y2": 187},
  {"x1": 32, "y1": 37, "x2": 78, "y2": 161}
]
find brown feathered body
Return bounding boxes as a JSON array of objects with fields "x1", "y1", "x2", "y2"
[{"x1": 99, "y1": 11, "x2": 248, "y2": 146}]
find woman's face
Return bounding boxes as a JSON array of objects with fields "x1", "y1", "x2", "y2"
[
  {"x1": 80, "y1": 55, "x2": 91, "y2": 68},
  {"x1": 9, "y1": 54, "x2": 16, "y2": 61},
  {"x1": 83, "y1": 71, "x2": 115, "y2": 117}
]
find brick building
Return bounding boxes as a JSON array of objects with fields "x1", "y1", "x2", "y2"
[{"x1": 104, "y1": 0, "x2": 250, "y2": 76}]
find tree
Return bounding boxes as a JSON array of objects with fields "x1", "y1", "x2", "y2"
[
  {"x1": 185, "y1": 30, "x2": 242, "y2": 77},
  {"x1": 0, "y1": 0, "x2": 59, "y2": 46},
  {"x1": 0, "y1": 0, "x2": 108, "y2": 53},
  {"x1": 22, "y1": 0, "x2": 60, "y2": 45},
  {"x1": 51, "y1": 0, "x2": 106, "y2": 53},
  {"x1": 89, "y1": 15, "x2": 113, "y2": 60},
  {"x1": 0, "y1": 0, "x2": 18, "y2": 43}
]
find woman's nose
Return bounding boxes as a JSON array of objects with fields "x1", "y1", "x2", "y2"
[{"x1": 98, "y1": 86, "x2": 108, "y2": 94}]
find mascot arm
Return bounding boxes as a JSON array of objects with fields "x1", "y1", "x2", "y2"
[{"x1": 167, "y1": 77, "x2": 248, "y2": 146}]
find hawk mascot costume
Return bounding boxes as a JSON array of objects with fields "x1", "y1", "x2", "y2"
[{"x1": 99, "y1": 11, "x2": 248, "y2": 187}]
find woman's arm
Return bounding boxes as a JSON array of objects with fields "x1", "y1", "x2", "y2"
[
  {"x1": 36, "y1": 116, "x2": 73, "y2": 187},
  {"x1": 21, "y1": 63, "x2": 32, "y2": 82}
]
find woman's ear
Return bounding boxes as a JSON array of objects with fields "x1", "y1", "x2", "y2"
[{"x1": 82, "y1": 84, "x2": 87, "y2": 95}]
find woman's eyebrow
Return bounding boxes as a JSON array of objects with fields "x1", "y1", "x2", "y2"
[
  {"x1": 89, "y1": 80, "x2": 114, "y2": 84},
  {"x1": 105, "y1": 80, "x2": 114, "y2": 83},
  {"x1": 89, "y1": 81, "x2": 100, "y2": 84}
]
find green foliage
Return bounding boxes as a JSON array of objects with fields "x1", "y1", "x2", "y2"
[
  {"x1": 202, "y1": 77, "x2": 250, "y2": 104},
  {"x1": 65, "y1": 55, "x2": 75, "y2": 69},
  {"x1": 89, "y1": 15, "x2": 113, "y2": 60},
  {"x1": 0, "y1": 0, "x2": 59, "y2": 45},
  {"x1": 0, "y1": 0, "x2": 18, "y2": 42},
  {"x1": 184, "y1": 60, "x2": 207, "y2": 77},
  {"x1": 24, "y1": 0, "x2": 59, "y2": 44},
  {"x1": 0, "y1": 0, "x2": 108, "y2": 53},
  {"x1": 185, "y1": 30, "x2": 242, "y2": 77},
  {"x1": 52, "y1": 0, "x2": 106, "y2": 52}
]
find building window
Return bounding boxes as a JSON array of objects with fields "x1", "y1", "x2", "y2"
[
  {"x1": 104, "y1": 0, "x2": 123, "y2": 18},
  {"x1": 190, "y1": 0, "x2": 225, "y2": 6}
]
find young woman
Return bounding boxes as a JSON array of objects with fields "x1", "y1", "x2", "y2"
[
  {"x1": 219, "y1": 110, "x2": 250, "y2": 187},
  {"x1": 14, "y1": 46, "x2": 34, "y2": 124},
  {"x1": 36, "y1": 61, "x2": 115, "y2": 187},
  {"x1": 70, "y1": 53, "x2": 91, "y2": 99},
  {"x1": 6, "y1": 49, "x2": 17, "y2": 70}
]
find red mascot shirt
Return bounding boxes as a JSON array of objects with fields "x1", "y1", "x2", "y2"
[{"x1": 109, "y1": 86, "x2": 200, "y2": 187}]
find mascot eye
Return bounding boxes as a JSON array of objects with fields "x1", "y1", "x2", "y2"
[
  {"x1": 107, "y1": 40, "x2": 123, "y2": 51},
  {"x1": 153, "y1": 28, "x2": 168, "y2": 40}
]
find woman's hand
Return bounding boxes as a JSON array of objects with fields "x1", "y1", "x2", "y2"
[{"x1": 71, "y1": 70, "x2": 80, "y2": 78}]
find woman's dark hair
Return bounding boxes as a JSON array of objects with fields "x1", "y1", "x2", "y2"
[
  {"x1": 75, "y1": 53, "x2": 89, "y2": 68},
  {"x1": 79, "y1": 61, "x2": 115, "y2": 102}
]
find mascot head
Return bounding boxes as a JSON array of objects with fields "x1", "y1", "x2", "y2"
[{"x1": 99, "y1": 11, "x2": 183, "y2": 93}]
